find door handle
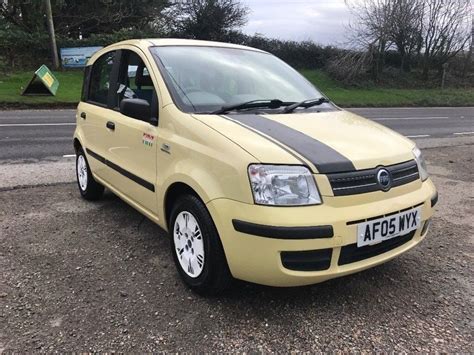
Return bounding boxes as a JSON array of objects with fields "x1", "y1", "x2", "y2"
[
  {"x1": 80, "y1": 112, "x2": 86, "y2": 119},
  {"x1": 106, "y1": 121, "x2": 115, "y2": 130}
]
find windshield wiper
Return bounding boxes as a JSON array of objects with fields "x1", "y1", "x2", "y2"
[
  {"x1": 212, "y1": 99, "x2": 292, "y2": 114},
  {"x1": 282, "y1": 97, "x2": 329, "y2": 114}
]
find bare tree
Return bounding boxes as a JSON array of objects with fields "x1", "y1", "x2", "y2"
[
  {"x1": 420, "y1": 0, "x2": 471, "y2": 79},
  {"x1": 345, "y1": 0, "x2": 396, "y2": 80},
  {"x1": 345, "y1": 0, "x2": 472, "y2": 81},
  {"x1": 389, "y1": 0, "x2": 423, "y2": 72},
  {"x1": 462, "y1": 16, "x2": 473, "y2": 78}
]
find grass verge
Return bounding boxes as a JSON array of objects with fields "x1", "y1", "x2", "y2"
[
  {"x1": 0, "y1": 69, "x2": 472, "y2": 109},
  {"x1": 301, "y1": 70, "x2": 474, "y2": 107},
  {"x1": 0, "y1": 70, "x2": 83, "y2": 109}
]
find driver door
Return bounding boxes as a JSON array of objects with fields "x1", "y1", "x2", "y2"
[{"x1": 104, "y1": 49, "x2": 159, "y2": 216}]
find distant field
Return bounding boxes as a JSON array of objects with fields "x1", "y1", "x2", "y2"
[{"x1": 0, "y1": 69, "x2": 473, "y2": 108}]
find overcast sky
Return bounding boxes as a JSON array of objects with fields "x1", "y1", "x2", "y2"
[{"x1": 241, "y1": 0, "x2": 354, "y2": 46}]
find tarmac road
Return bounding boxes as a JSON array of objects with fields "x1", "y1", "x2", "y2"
[{"x1": 0, "y1": 107, "x2": 473, "y2": 161}]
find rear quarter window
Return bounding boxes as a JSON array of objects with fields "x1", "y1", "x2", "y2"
[
  {"x1": 88, "y1": 51, "x2": 116, "y2": 106},
  {"x1": 81, "y1": 65, "x2": 91, "y2": 102}
]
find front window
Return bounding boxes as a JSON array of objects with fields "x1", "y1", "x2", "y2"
[
  {"x1": 115, "y1": 50, "x2": 155, "y2": 109},
  {"x1": 150, "y1": 46, "x2": 328, "y2": 113}
]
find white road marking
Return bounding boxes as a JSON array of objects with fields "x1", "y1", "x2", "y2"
[
  {"x1": 406, "y1": 134, "x2": 431, "y2": 138},
  {"x1": 62, "y1": 154, "x2": 76, "y2": 158},
  {"x1": 453, "y1": 131, "x2": 474, "y2": 135},
  {"x1": 0, "y1": 116, "x2": 66, "y2": 120},
  {"x1": 351, "y1": 107, "x2": 474, "y2": 110},
  {"x1": 373, "y1": 117, "x2": 448, "y2": 121},
  {"x1": 0, "y1": 123, "x2": 75, "y2": 127}
]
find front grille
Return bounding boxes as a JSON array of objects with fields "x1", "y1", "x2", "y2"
[
  {"x1": 338, "y1": 230, "x2": 415, "y2": 265},
  {"x1": 328, "y1": 160, "x2": 419, "y2": 196},
  {"x1": 281, "y1": 248, "x2": 332, "y2": 271}
]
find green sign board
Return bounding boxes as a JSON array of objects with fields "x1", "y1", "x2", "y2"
[{"x1": 22, "y1": 65, "x2": 59, "y2": 96}]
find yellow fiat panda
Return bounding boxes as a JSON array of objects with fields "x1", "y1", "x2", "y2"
[{"x1": 73, "y1": 39, "x2": 437, "y2": 294}]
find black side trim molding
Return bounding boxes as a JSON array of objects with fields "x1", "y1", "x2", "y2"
[
  {"x1": 232, "y1": 219, "x2": 333, "y2": 239},
  {"x1": 86, "y1": 148, "x2": 155, "y2": 192},
  {"x1": 225, "y1": 114, "x2": 355, "y2": 174},
  {"x1": 431, "y1": 191, "x2": 438, "y2": 207}
]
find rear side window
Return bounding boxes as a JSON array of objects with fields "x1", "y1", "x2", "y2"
[{"x1": 88, "y1": 51, "x2": 116, "y2": 106}]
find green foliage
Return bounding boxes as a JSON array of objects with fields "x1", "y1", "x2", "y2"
[
  {"x1": 51, "y1": 0, "x2": 171, "y2": 38},
  {"x1": 169, "y1": 0, "x2": 250, "y2": 41},
  {"x1": 0, "y1": 24, "x2": 162, "y2": 70},
  {"x1": 241, "y1": 35, "x2": 342, "y2": 70},
  {"x1": 0, "y1": 0, "x2": 170, "y2": 37},
  {"x1": 0, "y1": 23, "x2": 50, "y2": 69},
  {"x1": 59, "y1": 28, "x2": 163, "y2": 48}
]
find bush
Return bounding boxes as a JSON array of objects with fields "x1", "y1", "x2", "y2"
[
  {"x1": 0, "y1": 26, "x2": 163, "y2": 70},
  {"x1": 0, "y1": 24, "x2": 50, "y2": 69},
  {"x1": 235, "y1": 35, "x2": 343, "y2": 69}
]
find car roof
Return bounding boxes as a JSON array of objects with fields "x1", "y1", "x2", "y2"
[
  {"x1": 87, "y1": 38, "x2": 268, "y2": 66},
  {"x1": 110, "y1": 38, "x2": 266, "y2": 53}
]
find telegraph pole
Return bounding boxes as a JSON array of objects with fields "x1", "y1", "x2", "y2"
[{"x1": 45, "y1": 0, "x2": 60, "y2": 69}]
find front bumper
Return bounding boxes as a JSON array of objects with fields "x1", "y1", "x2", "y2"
[{"x1": 206, "y1": 179, "x2": 437, "y2": 287}]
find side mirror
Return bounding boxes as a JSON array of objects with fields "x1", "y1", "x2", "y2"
[{"x1": 120, "y1": 98, "x2": 151, "y2": 123}]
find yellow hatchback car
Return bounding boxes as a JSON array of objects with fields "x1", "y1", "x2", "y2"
[{"x1": 73, "y1": 39, "x2": 438, "y2": 294}]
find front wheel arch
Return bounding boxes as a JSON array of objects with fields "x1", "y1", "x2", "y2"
[{"x1": 164, "y1": 182, "x2": 202, "y2": 229}]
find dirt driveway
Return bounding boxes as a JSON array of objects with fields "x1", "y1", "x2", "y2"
[{"x1": 0, "y1": 144, "x2": 472, "y2": 352}]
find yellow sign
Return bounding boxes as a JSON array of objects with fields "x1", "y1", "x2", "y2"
[{"x1": 42, "y1": 72, "x2": 54, "y2": 88}]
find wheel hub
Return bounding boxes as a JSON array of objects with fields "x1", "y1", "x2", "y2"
[
  {"x1": 77, "y1": 155, "x2": 88, "y2": 191},
  {"x1": 173, "y1": 211, "x2": 204, "y2": 278}
]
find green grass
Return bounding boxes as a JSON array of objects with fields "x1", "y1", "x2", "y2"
[
  {"x1": 0, "y1": 70, "x2": 83, "y2": 108},
  {"x1": 0, "y1": 69, "x2": 472, "y2": 108},
  {"x1": 301, "y1": 69, "x2": 474, "y2": 107}
]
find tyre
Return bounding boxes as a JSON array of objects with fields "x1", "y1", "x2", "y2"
[
  {"x1": 170, "y1": 194, "x2": 232, "y2": 295},
  {"x1": 76, "y1": 148, "x2": 104, "y2": 201}
]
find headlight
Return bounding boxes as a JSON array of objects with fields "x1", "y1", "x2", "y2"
[
  {"x1": 248, "y1": 164, "x2": 322, "y2": 206},
  {"x1": 413, "y1": 147, "x2": 429, "y2": 181}
]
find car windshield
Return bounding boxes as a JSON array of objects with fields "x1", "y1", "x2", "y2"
[{"x1": 150, "y1": 46, "x2": 328, "y2": 114}]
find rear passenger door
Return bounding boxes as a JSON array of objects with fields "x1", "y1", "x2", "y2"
[
  {"x1": 80, "y1": 50, "x2": 119, "y2": 182},
  {"x1": 104, "y1": 49, "x2": 159, "y2": 215}
]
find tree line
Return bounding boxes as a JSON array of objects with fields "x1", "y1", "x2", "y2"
[
  {"x1": 0, "y1": 0, "x2": 472, "y2": 86},
  {"x1": 343, "y1": 0, "x2": 472, "y2": 82}
]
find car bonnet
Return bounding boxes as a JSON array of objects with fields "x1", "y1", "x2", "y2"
[{"x1": 193, "y1": 110, "x2": 415, "y2": 174}]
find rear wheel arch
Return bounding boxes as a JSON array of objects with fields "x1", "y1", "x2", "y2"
[
  {"x1": 75, "y1": 146, "x2": 104, "y2": 200},
  {"x1": 73, "y1": 137, "x2": 83, "y2": 153}
]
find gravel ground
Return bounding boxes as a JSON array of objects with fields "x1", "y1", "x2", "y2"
[{"x1": 0, "y1": 144, "x2": 473, "y2": 352}]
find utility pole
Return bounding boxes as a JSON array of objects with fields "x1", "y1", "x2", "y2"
[{"x1": 45, "y1": 0, "x2": 60, "y2": 69}]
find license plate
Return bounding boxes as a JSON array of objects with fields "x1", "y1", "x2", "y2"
[{"x1": 357, "y1": 207, "x2": 421, "y2": 247}]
